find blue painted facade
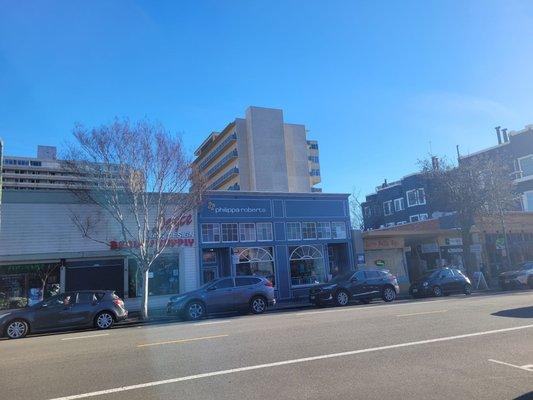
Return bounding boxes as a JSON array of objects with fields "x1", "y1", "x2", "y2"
[{"x1": 197, "y1": 191, "x2": 354, "y2": 301}]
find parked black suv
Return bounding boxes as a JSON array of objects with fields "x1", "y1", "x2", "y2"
[
  {"x1": 0, "y1": 290, "x2": 128, "y2": 339},
  {"x1": 309, "y1": 269, "x2": 400, "y2": 306},
  {"x1": 409, "y1": 268, "x2": 472, "y2": 298}
]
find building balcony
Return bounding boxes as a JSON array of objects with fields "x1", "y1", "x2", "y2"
[
  {"x1": 208, "y1": 167, "x2": 239, "y2": 190},
  {"x1": 205, "y1": 149, "x2": 238, "y2": 178},
  {"x1": 198, "y1": 132, "x2": 237, "y2": 170}
]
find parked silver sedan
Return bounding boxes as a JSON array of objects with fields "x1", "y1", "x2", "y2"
[{"x1": 167, "y1": 276, "x2": 276, "y2": 320}]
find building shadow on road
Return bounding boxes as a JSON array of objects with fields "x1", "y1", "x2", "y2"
[
  {"x1": 514, "y1": 392, "x2": 533, "y2": 400},
  {"x1": 492, "y1": 306, "x2": 533, "y2": 319}
]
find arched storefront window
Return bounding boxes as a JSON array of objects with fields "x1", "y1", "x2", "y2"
[
  {"x1": 235, "y1": 247, "x2": 275, "y2": 285},
  {"x1": 289, "y1": 245, "x2": 326, "y2": 286}
]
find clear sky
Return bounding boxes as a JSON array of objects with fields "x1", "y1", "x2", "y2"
[{"x1": 1, "y1": 1, "x2": 532, "y2": 197}]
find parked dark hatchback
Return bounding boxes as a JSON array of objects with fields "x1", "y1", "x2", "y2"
[
  {"x1": 309, "y1": 269, "x2": 400, "y2": 306},
  {"x1": 409, "y1": 268, "x2": 472, "y2": 298},
  {"x1": 0, "y1": 290, "x2": 128, "y2": 339}
]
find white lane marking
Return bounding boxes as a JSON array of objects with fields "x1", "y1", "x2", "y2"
[
  {"x1": 295, "y1": 299, "x2": 450, "y2": 316},
  {"x1": 137, "y1": 334, "x2": 228, "y2": 348},
  {"x1": 48, "y1": 323, "x2": 533, "y2": 400},
  {"x1": 488, "y1": 359, "x2": 533, "y2": 372},
  {"x1": 397, "y1": 310, "x2": 448, "y2": 317},
  {"x1": 61, "y1": 334, "x2": 109, "y2": 341},
  {"x1": 193, "y1": 320, "x2": 231, "y2": 327}
]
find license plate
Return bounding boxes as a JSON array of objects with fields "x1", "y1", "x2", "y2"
[{"x1": 412, "y1": 289, "x2": 418, "y2": 293}]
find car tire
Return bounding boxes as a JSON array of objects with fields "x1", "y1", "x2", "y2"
[
  {"x1": 382, "y1": 286, "x2": 396, "y2": 302},
  {"x1": 5, "y1": 319, "x2": 29, "y2": 339},
  {"x1": 464, "y1": 283, "x2": 472, "y2": 295},
  {"x1": 94, "y1": 311, "x2": 115, "y2": 330},
  {"x1": 250, "y1": 296, "x2": 267, "y2": 314},
  {"x1": 335, "y1": 290, "x2": 350, "y2": 306},
  {"x1": 432, "y1": 285, "x2": 443, "y2": 297},
  {"x1": 185, "y1": 301, "x2": 205, "y2": 320}
]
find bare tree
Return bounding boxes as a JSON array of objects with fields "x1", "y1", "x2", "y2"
[
  {"x1": 65, "y1": 118, "x2": 205, "y2": 319},
  {"x1": 419, "y1": 154, "x2": 517, "y2": 273},
  {"x1": 349, "y1": 187, "x2": 364, "y2": 230},
  {"x1": 36, "y1": 261, "x2": 61, "y2": 301}
]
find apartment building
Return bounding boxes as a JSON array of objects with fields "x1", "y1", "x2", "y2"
[
  {"x1": 1, "y1": 145, "x2": 88, "y2": 190},
  {"x1": 361, "y1": 173, "x2": 438, "y2": 230},
  {"x1": 193, "y1": 106, "x2": 321, "y2": 192},
  {"x1": 459, "y1": 124, "x2": 533, "y2": 211}
]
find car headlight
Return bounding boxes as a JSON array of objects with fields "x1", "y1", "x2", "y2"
[{"x1": 422, "y1": 281, "x2": 429, "y2": 287}]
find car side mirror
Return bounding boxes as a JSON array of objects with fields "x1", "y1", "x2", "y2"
[
  {"x1": 207, "y1": 286, "x2": 216, "y2": 291},
  {"x1": 41, "y1": 303, "x2": 48, "y2": 308},
  {"x1": 351, "y1": 277, "x2": 358, "y2": 282}
]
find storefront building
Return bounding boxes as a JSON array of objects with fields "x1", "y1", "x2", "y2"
[
  {"x1": 0, "y1": 190, "x2": 353, "y2": 309},
  {"x1": 0, "y1": 190, "x2": 198, "y2": 310},
  {"x1": 362, "y1": 217, "x2": 467, "y2": 291},
  {"x1": 197, "y1": 191, "x2": 354, "y2": 301}
]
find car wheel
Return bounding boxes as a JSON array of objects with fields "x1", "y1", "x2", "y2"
[
  {"x1": 95, "y1": 312, "x2": 114, "y2": 329},
  {"x1": 185, "y1": 301, "x2": 205, "y2": 320},
  {"x1": 432, "y1": 285, "x2": 443, "y2": 297},
  {"x1": 464, "y1": 283, "x2": 472, "y2": 295},
  {"x1": 335, "y1": 290, "x2": 350, "y2": 306},
  {"x1": 5, "y1": 319, "x2": 29, "y2": 339},
  {"x1": 250, "y1": 296, "x2": 267, "y2": 314},
  {"x1": 382, "y1": 286, "x2": 396, "y2": 302}
]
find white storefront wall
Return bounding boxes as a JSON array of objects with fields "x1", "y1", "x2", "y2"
[{"x1": 0, "y1": 194, "x2": 199, "y2": 310}]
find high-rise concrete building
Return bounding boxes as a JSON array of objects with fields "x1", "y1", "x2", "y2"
[
  {"x1": 1, "y1": 145, "x2": 85, "y2": 190},
  {"x1": 193, "y1": 106, "x2": 321, "y2": 192}
]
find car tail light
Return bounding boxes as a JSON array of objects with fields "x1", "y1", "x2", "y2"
[
  {"x1": 265, "y1": 280, "x2": 273, "y2": 287},
  {"x1": 113, "y1": 298, "x2": 125, "y2": 308}
]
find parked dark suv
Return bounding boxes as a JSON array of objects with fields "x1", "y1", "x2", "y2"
[
  {"x1": 409, "y1": 268, "x2": 472, "y2": 298},
  {"x1": 167, "y1": 276, "x2": 276, "y2": 320},
  {"x1": 309, "y1": 269, "x2": 400, "y2": 306},
  {"x1": 0, "y1": 290, "x2": 128, "y2": 339}
]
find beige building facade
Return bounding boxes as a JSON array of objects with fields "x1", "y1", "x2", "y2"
[{"x1": 193, "y1": 106, "x2": 321, "y2": 192}]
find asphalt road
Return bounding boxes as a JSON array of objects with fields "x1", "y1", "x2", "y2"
[{"x1": 2, "y1": 291, "x2": 533, "y2": 400}]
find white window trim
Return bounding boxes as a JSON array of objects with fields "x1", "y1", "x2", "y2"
[
  {"x1": 287, "y1": 222, "x2": 302, "y2": 241},
  {"x1": 518, "y1": 154, "x2": 533, "y2": 179},
  {"x1": 409, "y1": 215, "x2": 420, "y2": 222},
  {"x1": 394, "y1": 197, "x2": 405, "y2": 212},
  {"x1": 523, "y1": 190, "x2": 533, "y2": 211},
  {"x1": 331, "y1": 221, "x2": 347, "y2": 239},
  {"x1": 417, "y1": 188, "x2": 427, "y2": 206},
  {"x1": 302, "y1": 222, "x2": 317, "y2": 240},
  {"x1": 316, "y1": 222, "x2": 331, "y2": 239},
  {"x1": 383, "y1": 200, "x2": 393, "y2": 216},
  {"x1": 256, "y1": 222, "x2": 273, "y2": 242},
  {"x1": 406, "y1": 188, "x2": 426, "y2": 207},
  {"x1": 239, "y1": 223, "x2": 256, "y2": 242},
  {"x1": 221, "y1": 223, "x2": 239, "y2": 243},
  {"x1": 397, "y1": 221, "x2": 407, "y2": 225},
  {"x1": 406, "y1": 189, "x2": 417, "y2": 207},
  {"x1": 419, "y1": 213, "x2": 429, "y2": 220},
  {"x1": 201, "y1": 223, "x2": 220, "y2": 243}
]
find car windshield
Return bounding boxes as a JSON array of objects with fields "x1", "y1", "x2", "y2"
[{"x1": 330, "y1": 271, "x2": 355, "y2": 283}]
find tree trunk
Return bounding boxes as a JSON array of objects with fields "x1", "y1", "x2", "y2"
[
  {"x1": 140, "y1": 269, "x2": 150, "y2": 320},
  {"x1": 461, "y1": 227, "x2": 475, "y2": 276}
]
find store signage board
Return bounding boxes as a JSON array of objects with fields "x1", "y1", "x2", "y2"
[{"x1": 202, "y1": 199, "x2": 272, "y2": 218}]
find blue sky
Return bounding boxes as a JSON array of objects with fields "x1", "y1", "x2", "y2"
[{"x1": 1, "y1": 1, "x2": 532, "y2": 197}]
